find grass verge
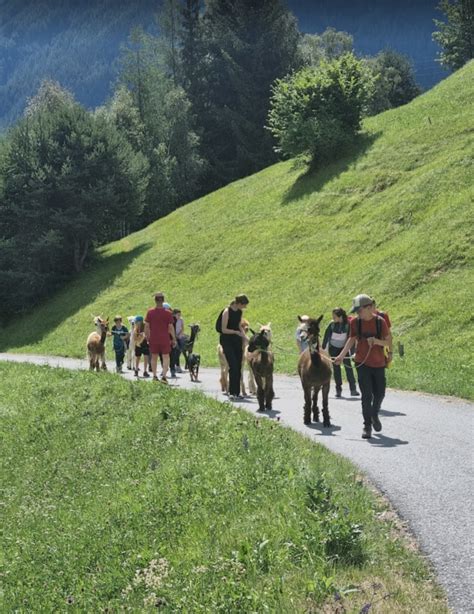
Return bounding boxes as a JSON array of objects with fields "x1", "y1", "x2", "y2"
[{"x1": 0, "y1": 363, "x2": 447, "y2": 612}]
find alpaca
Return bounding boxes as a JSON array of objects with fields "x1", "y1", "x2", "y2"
[
  {"x1": 87, "y1": 316, "x2": 109, "y2": 372},
  {"x1": 247, "y1": 323, "x2": 274, "y2": 412},
  {"x1": 218, "y1": 319, "x2": 256, "y2": 395},
  {"x1": 297, "y1": 315, "x2": 333, "y2": 426}
]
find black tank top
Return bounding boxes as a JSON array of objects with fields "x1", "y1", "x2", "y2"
[{"x1": 226, "y1": 306, "x2": 242, "y2": 332}]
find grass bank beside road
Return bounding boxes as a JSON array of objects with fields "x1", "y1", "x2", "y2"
[
  {"x1": 1, "y1": 63, "x2": 473, "y2": 399},
  {"x1": 0, "y1": 363, "x2": 447, "y2": 612}
]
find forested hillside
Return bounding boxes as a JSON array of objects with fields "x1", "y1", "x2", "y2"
[
  {"x1": 0, "y1": 0, "x2": 446, "y2": 130},
  {"x1": 2, "y1": 62, "x2": 472, "y2": 399}
]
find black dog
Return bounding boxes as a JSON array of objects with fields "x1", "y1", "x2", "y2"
[
  {"x1": 182, "y1": 324, "x2": 201, "y2": 382},
  {"x1": 187, "y1": 353, "x2": 201, "y2": 382}
]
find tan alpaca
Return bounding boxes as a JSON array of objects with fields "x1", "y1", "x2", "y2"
[
  {"x1": 86, "y1": 316, "x2": 109, "y2": 371},
  {"x1": 217, "y1": 318, "x2": 256, "y2": 395}
]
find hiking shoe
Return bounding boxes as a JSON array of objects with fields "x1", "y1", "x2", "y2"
[
  {"x1": 350, "y1": 389, "x2": 360, "y2": 396},
  {"x1": 362, "y1": 427, "x2": 372, "y2": 439},
  {"x1": 170, "y1": 371, "x2": 177, "y2": 378},
  {"x1": 175, "y1": 366, "x2": 183, "y2": 373},
  {"x1": 153, "y1": 376, "x2": 159, "y2": 381},
  {"x1": 372, "y1": 414, "x2": 382, "y2": 432},
  {"x1": 143, "y1": 371, "x2": 150, "y2": 379},
  {"x1": 160, "y1": 376, "x2": 168, "y2": 384},
  {"x1": 134, "y1": 369, "x2": 139, "y2": 377},
  {"x1": 335, "y1": 389, "x2": 342, "y2": 398}
]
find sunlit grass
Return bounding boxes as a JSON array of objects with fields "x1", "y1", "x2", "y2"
[
  {"x1": 0, "y1": 363, "x2": 447, "y2": 612},
  {"x1": 1, "y1": 62, "x2": 473, "y2": 398}
]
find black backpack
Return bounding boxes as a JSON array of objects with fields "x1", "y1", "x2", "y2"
[
  {"x1": 215, "y1": 309, "x2": 225, "y2": 333},
  {"x1": 357, "y1": 315, "x2": 383, "y2": 339}
]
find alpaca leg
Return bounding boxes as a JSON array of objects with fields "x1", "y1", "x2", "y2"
[
  {"x1": 303, "y1": 384, "x2": 312, "y2": 424},
  {"x1": 240, "y1": 362, "x2": 247, "y2": 396},
  {"x1": 265, "y1": 374, "x2": 274, "y2": 410},
  {"x1": 255, "y1": 373, "x2": 265, "y2": 411},
  {"x1": 248, "y1": 368, "x2": 257, "y2": 395},
  {"x1": 322, "y1": 382, "x2": 331, "y2": 427},
  {"x1": 101, "y1": 352, "x2": 107, "y2": 371},
  {"x1": 312, "y1": 387, "x2": 320, "y2": 422},
  {"x1": 95, "y1": 356, "x2": 100, "y2": 372},
  {"x1": 88, "y1": 352, "x2": 95, "y2": 371}
]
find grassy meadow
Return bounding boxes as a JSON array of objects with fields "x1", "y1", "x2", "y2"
[
  {"x1": 1, "y1": 63, "x2": 473, "y2": 398},
  {"x1": 0, "y1": 362, "x2": 448, "y2": 612}
]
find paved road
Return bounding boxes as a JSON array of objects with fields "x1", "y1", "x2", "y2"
[{"x1": 1, "y1": 353, "x2": 473, "y2": 613}]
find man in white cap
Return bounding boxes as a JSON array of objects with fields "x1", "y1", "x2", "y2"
[{"x1": 334, "y1": 294, "x2": 391, "y2": 439}]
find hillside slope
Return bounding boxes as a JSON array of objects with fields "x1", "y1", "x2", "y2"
[{"x1": 1, "y1": 63, "x2": 473, "y2": 398}]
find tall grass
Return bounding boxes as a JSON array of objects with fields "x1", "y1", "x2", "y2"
[
  {"x1": 1, "y1": 63, "x2": 473, "y2": 398},
  {"x1": 0, "y1": 363, "x2": 447, "y2": 612}
]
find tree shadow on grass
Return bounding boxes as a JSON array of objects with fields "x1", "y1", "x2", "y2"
[
  {"x1": 282, "y1": 132, "x2": 381, "y2": 205},
  {"x1": 0, "y1": 242, "x2": 152, "y2": 352}
]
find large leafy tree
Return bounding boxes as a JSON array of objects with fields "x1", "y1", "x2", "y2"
[
  {"x1": 433, "y1": 0, "x2": 474, "y2": 70},
  {"x1": 300, "y1": 27, "x2": 354, "y2": 66},
  {"x1": 365, "y1": 50, "x2": 421, "y2": 115},
  {"x1": 0, "y1": 81, "x2": 148, "y2": 316},
  {"x1": 267, "y1": 54, "x2": 374, "y2": 164}
]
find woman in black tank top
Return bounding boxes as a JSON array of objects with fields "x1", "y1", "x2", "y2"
[{"x1": 219, "y1": 294, "x2": 249, "y2": 398}]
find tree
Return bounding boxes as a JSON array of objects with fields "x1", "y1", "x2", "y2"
[
  {"x1": 0, "y1": 81, "x2": 148, "y2": 316},
  {"x1": 433, "y1": 0, "x2": 474, "y2": 70},
  {"x1": 267, "y1": 54, "x2": 374, "y2": 164},
  {"x1": 118, "y1": 29, "x2": 203, "y2": 222},
  {"x1": 198, "y1": 0, "x2": 302, "y2": 188},
  {"x1": 365, "y1": 50, "x2": 421, "y2": 115},
  {"x1": 300, "y1": 28, "x2": 354, "y2": 66}
]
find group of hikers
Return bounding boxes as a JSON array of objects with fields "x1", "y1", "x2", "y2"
[
  {"x1": 109, "y1": 290, "x2": 392, "y2": 438},
  {"x1": 218, "y1": 292, "x2": 392, "y2": 439},
  {"x1": 110, "y1": 291, "x2": 185, "y2": 383}
]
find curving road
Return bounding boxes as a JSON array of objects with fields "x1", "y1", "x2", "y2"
[{"x1": 1, "y1": 353, "x2": 473, "y2": 613}]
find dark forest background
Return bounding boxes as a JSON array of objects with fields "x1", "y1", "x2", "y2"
[{"x1": 0, "y1": 0, "x2": 447, "y2": 131}]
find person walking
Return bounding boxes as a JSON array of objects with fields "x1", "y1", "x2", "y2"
[
  {"x1": 334, "y1": 294, "x2": 390, "y2": 439},
  {"x1": 322, "y1": 308, "x2": 359, "y2": 398},
  {"x1": 173, "y1": 309, "x2": 185, "y2": 373},
  {"x1": 145, "y1": 292, "x2": 177, "y2": 383},
  {"x1": 217, "y1": 294, "x2": 249, "y2": 400},
  {"x1": 133, "y1": 316, "x2": 150, "y2": 378},
  {"x1": 111, "y1": 315, "x2": 129, "y2": 374}
]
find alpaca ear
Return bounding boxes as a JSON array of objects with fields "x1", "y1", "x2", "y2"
[
  {"x1": 250, "y1": 328, "x2": 256, "y2": 335},
  {"x1": 297, "y1": 315, "x2": 302, "y2": 322},
  {"x1": 317, "y1": 315, "x2": 323, "y2": 324},
  {"x1": 266, "y1": 322, "x2": 271, "y2": 328}
]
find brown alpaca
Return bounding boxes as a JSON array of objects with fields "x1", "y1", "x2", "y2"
[
  {"x1": 217, "y1": 319, "x2": 256, "y2": 395},
  {"x1": 247, "y1": 324, "x2": 274, "y2": 411},
  {"x1": 297, "y1": 315, "x2": 332, "y2": 426},
  {"x1": 86, "y1": 316, "x2": 109, "y2": 371}
]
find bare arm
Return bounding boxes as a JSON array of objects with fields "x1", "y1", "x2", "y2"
[
  {"x1": 334, "y1": 337, "x2": 356, "y2": 365},
  {"x1": 145, "y1": 322, "x2": 151, "y2": 342},
  {"x1": 169, "y1": 322, "x2": 177, "y2": 346}
]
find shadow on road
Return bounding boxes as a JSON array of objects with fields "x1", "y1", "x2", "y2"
[
  {"x1": 368, "y1": 434, "x2": 409, "y2": 447},
  {"x1": 305, "y1": 423, "x2": 342, "y2": 436},
  {"x1": 379, "y1": 409, "x2": 407, "y2": 417}
]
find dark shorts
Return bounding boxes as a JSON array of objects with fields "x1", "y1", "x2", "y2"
[{"x1": 135, "y1": 344, "x2": 150, "y2": 357}]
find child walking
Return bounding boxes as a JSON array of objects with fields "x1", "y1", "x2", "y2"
[
  {"x1": 111, "y1": 316, "x2": 129, "y2": 374},
  {"x1": 133, "y1": 317, "x2": 150, "y2": 378}
]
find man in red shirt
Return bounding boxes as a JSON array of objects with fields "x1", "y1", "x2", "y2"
[
  {"x1": 335, "y1": 294, "x2": 391, "y2": 439},
  {"x1": 145, "y1": 292, "x2": 177, "y2": 383}
]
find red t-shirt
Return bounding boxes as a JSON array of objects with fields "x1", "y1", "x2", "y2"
[
  {"x1": 145, "y1": 307, "x2": 174, "y2": 344},
  {"x1": 376, "y1": 310, "x2": 391, "y2": 328},
  {"x1": 350, "y1": 316, "x2": 389, "y2": 368}
]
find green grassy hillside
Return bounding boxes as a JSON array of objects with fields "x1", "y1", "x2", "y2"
[
  {"x1": 0, "y1": 363, "x2": 447, "y2": 611},
  {"x1": 2, "y1": 63, "x2": 473, "y2": 398}
]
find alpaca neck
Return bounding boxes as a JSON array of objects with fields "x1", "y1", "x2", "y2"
[{"x1": 100, "y1": 330, "x2": 107, "y2": 344}]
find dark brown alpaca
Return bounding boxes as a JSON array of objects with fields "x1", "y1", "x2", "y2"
[
  {"x1": 87, "y1": 316, "x2": 109, "y2": 371},
  {"x1": 247, "y1": 324, "x2": 274, "y2": 411},
  {"x1": 297, "y1": 315, "x2": 332, "y2": 426}
]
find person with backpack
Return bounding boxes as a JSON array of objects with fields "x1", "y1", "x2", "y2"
[
  {"x1": 110, "y1": 315, "x2": 129, "y2": 374},
  {"x1": 322, "y1": 307, "x2": 359, "y2": 397},
  {"x1": 334, "y1": 294, "x2": 390, "y2": 439},
  {"x1": 216, "y1": 294, "x2": 249, "y2": 400}
]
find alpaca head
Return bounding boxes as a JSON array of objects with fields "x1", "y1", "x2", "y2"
[
  {"x1": 300, "y1": 316, "x2": 323, "y2": 351},
  {"x1": 248, "y1": 324, "x2": 272, "y2": 353},
  {"x1": 93, "y1": 316, "x2": 109, "y2": 333}
]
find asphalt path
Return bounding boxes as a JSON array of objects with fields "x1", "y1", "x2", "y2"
[{"x1": 1, "y1": 353, "x2": 473, "y2": 613}]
